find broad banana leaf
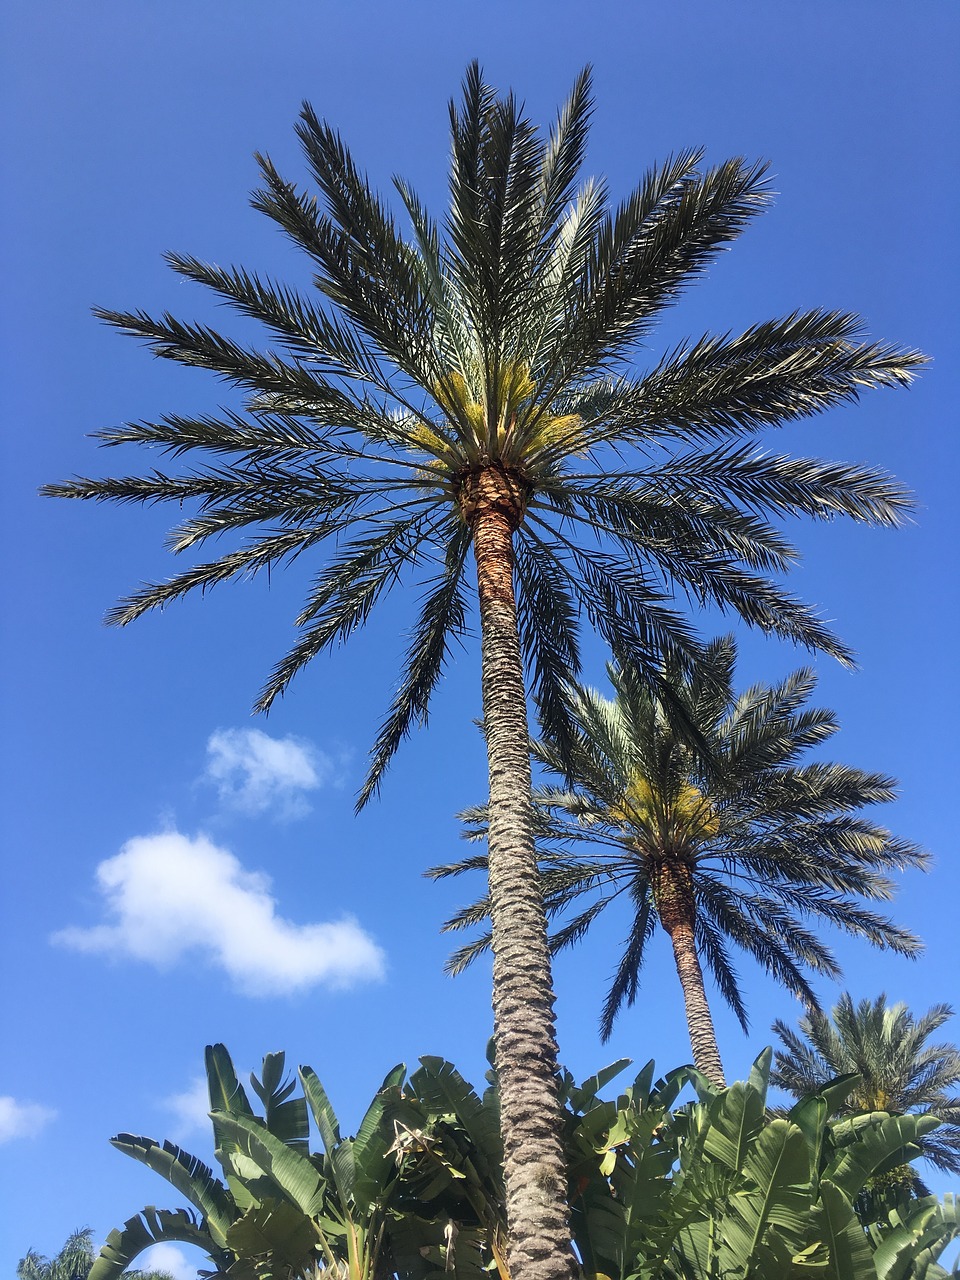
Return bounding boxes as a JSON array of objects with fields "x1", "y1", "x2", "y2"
[
  {"x1": 700, "y1": 1081, "x2": 767, "y2": 1174},
  {"x1": 408, "y1": 1057, "x2": 504, "y2": 1185},
  {"x1": 224, "y1": 1199, "x2": 320, "y2": 1277},
  {"x1": 606, "y1": 1115, "x2": 674, "y2": 1277},
  {"x1": 88, "y1": 1207, "x2": 234, "y2": 1280},
  {"x1": 746, "y1": 1047, "x2": 773, "y2": 1108},
  {"x1": 211, "y1": 1111, "x2": 327, "y2": 1218},
  {"x1": 206, "y1": 1044, "x2": 259, "y2": 1212},
  {"x1": 713, "y1": 1119, "x2": 814, "y2": 1277},
  {"x1": 109, "y1": 1134, "x2": 237, "y2": 1247},
  {"x1": 299, "y1": 1072, "x2": 350, "y2": 1210},
  {"x1": 562, "y1": 1059, "x2": 633, "y2": 1114},
  {"x1": 788, "y1": 1092, "x2": 829, "y2": 1187},
  {"x1": 645, "y1": 1063, "x2": 702, "y2": 1114},
  {"x1": 249, "y1": 1053, "x2": 310, "y2": 1155},
  {"x1": 827, "y1": 1114, "x2": 941, "y2": 1202},
  {"x1": 297, "y1": 1065, "x2": 343, "y2": 1160},
  {"x1": 818, "y1": 1178, "x2": 878, "y2": 1280},
  {"x1": 873, "y1": 1194, "x2": 960, "y2": 1280},
  {"x1": 349, "y1": 1062, "x2": 406, "y2": 1213}
]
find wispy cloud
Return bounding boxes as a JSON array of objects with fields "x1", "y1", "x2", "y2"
[
  {"x1": 52, "y1": 831, "x2": 386, "y2": 996},
  {"x1": 163, "y1": 1075, "x2": 211, "y2": 1141},
  {"x1": 136, "y1": 1244, "x2": 196, "y2": 1280},
  {"x1": 0, "y1": 1096, "x2": 56, "y2": 1143},
  {"x1": 204, "y1": 727, "x2": 346, "y2": 819}
]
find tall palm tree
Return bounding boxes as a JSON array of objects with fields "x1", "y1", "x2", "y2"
[
  {"x1": 773, "y1": 993, "x2": 960, "y2": 1177},
  {"x1": 44, "y1": 66, "x2": 923, "y2": 1279},
  {"x1": 435, "y1": 638, "x2": 926, "y2": 1087}
]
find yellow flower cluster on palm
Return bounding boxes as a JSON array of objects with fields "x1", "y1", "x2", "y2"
[
  {"x1": 409, "y1": 362, "x2": 585, "y2": 481},
  {"x1": 607, "y1": 773, "x2": 721, "y2": 849}
]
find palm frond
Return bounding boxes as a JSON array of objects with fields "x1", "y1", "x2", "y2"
[
  {"x1": 49, "y1": 67, "x2": 925, "y2": 815},
  {"x1": 357, "y1": 523, "x2": 472, "y2": 808},
  {"x1": 773, "y1": 994, "x2": 960, "y2": 1175},
  {"x1": 590, "y1": 309, "x2": 925, "y2": 446},
  {"x1": 598, "y1": 893, "x2": 655, "y2": 1042},
  {"x1": 514, "y1": 533, "x2": 583, "y2": 769},
  {"x1": 256, "y1": 517, "x2": 429, "y2": 712},
  {"x1": 695, "y1": 917, "x2": 749, "y2": 1033},
  {"x1": 92, "y1": 307, "x2": 349, "y2": 408},
  {"x1": 555, "y1": 155, "x2": 771, "y2": 385},
  {"x1": 496, "y1": 639, "x2": 923, "y2": 1053}
]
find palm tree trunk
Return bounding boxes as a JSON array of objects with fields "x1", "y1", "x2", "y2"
[
  {"x1": 468, "y1": 465, "x2": 573, "y2": 1280},
  {"x1": 665, "y1": 918, "x2": 726, "y2": 1088},
  {"x1": 654, "y1": 861, "x2": 726, "y2": 1088}
]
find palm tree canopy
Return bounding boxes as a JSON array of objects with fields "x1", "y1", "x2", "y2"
[
  {"x1": 17, "y1": 1230, "x2": 173, "y2": 1280},
  {"x1": 773, "y1": 993, "x2": 960, "y2": 1176},
  {"x1": 434, "y1": 636, "x2": 927, "y2": 1038},
  {"x1": 44, "y1": 65, "x2": 923, "y2": 801},
  {"x1": 17, "y1": 1231, "x2": 97, "y2": 1280}
]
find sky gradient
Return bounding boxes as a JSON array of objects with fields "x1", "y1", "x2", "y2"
[{"x1": 2, "y1": 3, "x2": 958, "y2": 1273}]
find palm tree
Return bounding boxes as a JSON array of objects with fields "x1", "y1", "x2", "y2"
[
  {"x1": 44, "y1": 66, "x2": 923, "y2": 1278},
  {"x1": 435, "y1": 637, "x2": 926, "y2": 1086},
  {"x1": 773, "y1": 993, "x2": 960, "y2": 1177},
  {"x1": 18, "y1": 1231, "x2": 99, "y2": 1280},
  {"x1": 17, "y1": 1229, "x2": 172, "y2": 1280}
]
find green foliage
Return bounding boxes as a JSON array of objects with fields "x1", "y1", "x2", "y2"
[
  {"x1": 45, "y1": 67, "x2": 923, "y2": 802},
  {"x1": 17, "y1": 1229, "x2": 173, "y2": 1280},
  {"x1": 384, "y1": 1053, "x2": 509, "y2": 1280},
  {"x1": 566, "y1": 1051, "x2": 952, "y2": 1280},
  {"x1": 774, "y1": 994, "x2": 960, "y2": 1178},
  {"x1": 88, "y1": 1043, "x2": 959, "y2": 1280},
  {"x1": 435, "y1": 638, "x2": 925, "y2": 1048},
  {"x1": 88, "y1": 1045, "x2": 403, "y2": 1280}
]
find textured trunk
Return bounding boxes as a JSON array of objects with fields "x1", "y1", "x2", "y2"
[
  {"x1": 467, "y1": 465, "x2": 574, "y2": 1280},
  {"x1": 654, "y1": 860, "x2": 726, "y2": 1088}
]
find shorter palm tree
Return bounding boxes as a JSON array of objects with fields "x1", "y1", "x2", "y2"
[
  {"x1": 433, "y1": 637, "x2": 926, "y2": 1086},
  {"x1": 772, "y1": 992, "x2": 960, "y2": 1177},
  {"x1": 17, "y1": 1230, "x2": 172, "y2": 1280}
]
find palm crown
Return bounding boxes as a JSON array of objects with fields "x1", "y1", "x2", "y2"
[
  {"x1": 45, "y1": 65, "x2": 921, "y2": 802},
  {"x1": 436, "y1": 636, "x2": 926, "y2": 1082},
  {"x1": 773, "y1": 993, "x2": 960, "y2": 1177}
]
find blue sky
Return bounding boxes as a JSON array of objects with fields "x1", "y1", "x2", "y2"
[{"x1": 2, "y1": 2, "x2": 958, "y2": 1272}]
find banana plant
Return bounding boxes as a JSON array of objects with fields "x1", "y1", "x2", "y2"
[
  {"x1": 296, "y1": 1059, "x2": 406, "y2": 1280},
  {"x1": 384, "y1": 1053, "x2": 508, "y2": 1280},
  {"x1": 90, "y1": 1045, "x2": 313, "y2": 1280},
  {"x1": 382, "y1": 1049, "x2": 696, "y2": 1280},
  {"x1": 89, "y1": 1045, "x2": 404, "y2": 1280},
  {"x1": 870, "y1": 1195, "x2": 960, "y2": 1280},
  {"x1": 570, "y1": 1049, "x2": 954, "y2": 1280},
  {"x1": 87, "y1": 1043, "x2": 960, "y2": 1280},
  {"x1": 564, "y1": 1057, "x2": 699, "y2": 1280}
]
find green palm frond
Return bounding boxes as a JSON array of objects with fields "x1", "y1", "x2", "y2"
[
  {"x1": 773, "y1": 994, "x2": 960, "y2": 1176},
  {"x1": 45, "y1": 65, "x2": 924, "y2": 805},
  {"x1": 598, "y1": 891, "x2": 656, "y2": 1042},
  {"x1": 437, "y1": 636, "x2": 924, "y2": 1043},
  {"x1": 358, "y1": 523, "x2": 472, "y2": 807},
  {"x1": 588, "y1": 308, "x2": 922, "y2": 447}
]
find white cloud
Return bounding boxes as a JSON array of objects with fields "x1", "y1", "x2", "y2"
[
  {"x1": 0, "y1": 1096, "x2": 56, "y2": 1143},
  {"x1": 163, "y1": 1075, "x2": 211, "y2": 1140},
  {"x1": 204, "y1": 727, "x2": 345, "y2": 819},
  {"x1": 52, "y1": 831, "x2": 386, "y2": 996},
  {"x1": 137, "y1": 1244, "x2": 197, "y2": 1280}
]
